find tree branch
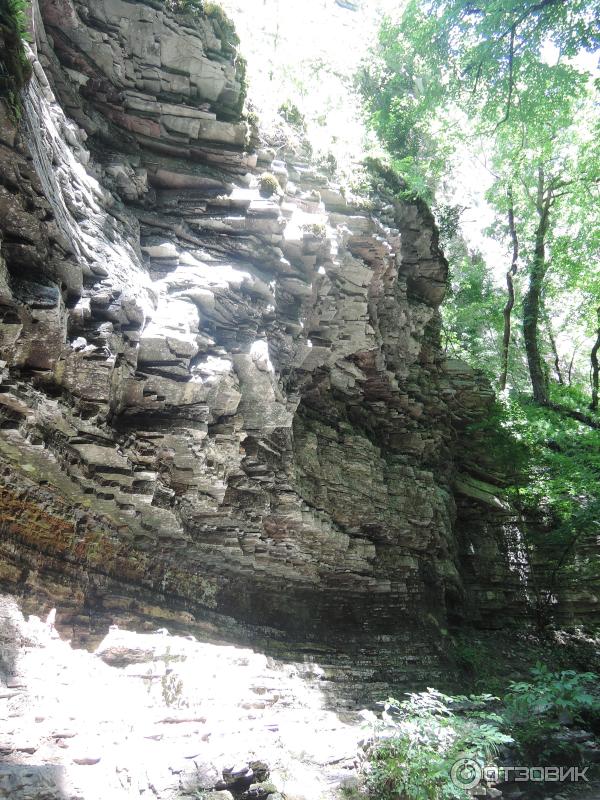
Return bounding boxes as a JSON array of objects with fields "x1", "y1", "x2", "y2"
[{"x1": 494, "y1": 24, "x2": 516, "y2": 130}]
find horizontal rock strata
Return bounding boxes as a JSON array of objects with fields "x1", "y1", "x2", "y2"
[{"x1": 0, "y1": 0, "x2": 526, "y2": 687}]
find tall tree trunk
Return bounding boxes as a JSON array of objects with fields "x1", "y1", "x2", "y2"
[
  {"x1": 543, "y1": 301, "x2": 563, "y2": 384},
  {"x1": 499, "y1": 186, "x2": 519, "y2": 391},
  {"x1": 567, "y1": 346, "x2": 577, "y2": 386},
  {"x1": 590, "y1": 307, "x2": 600, "y2": 411},
  {"x1": 523, "y1": 166, "x2": 551, "y2": 405}
]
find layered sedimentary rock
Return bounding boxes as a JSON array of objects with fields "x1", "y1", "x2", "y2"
[{"x1": 0, "y1": 0, "x2": 525, "y2": 684}]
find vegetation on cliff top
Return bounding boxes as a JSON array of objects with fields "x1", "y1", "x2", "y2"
[
  {"x1": 0, "y1": 0, "x2": 32, "y2": 115},
  {"x1": 165, "y1": 0, "x2": 239, "y2": 52}
]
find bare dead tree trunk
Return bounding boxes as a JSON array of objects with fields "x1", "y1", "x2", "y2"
[
  {"x1": 523, "y1": 166, "x2": 551, "y2": 405},
  {"x1": 590, "y1": 307, "x2": 600, "y2": 411},
  {"x1": 499, "y1": 186, "x2": 519, "y2": 391}
]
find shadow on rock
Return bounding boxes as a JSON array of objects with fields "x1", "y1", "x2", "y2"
[{"x1": 0, "y1": 763, "x2": 69, "y2": 800}]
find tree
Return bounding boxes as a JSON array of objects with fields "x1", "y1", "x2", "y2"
[
  {"x1": 359, "y1": 0, "x2": 600, "y2": 403},
  {"x1": 499, "y1": 186, "x2": 519, "y2": 392},
  {"x1": 544, "y1": 135, "x2": 600, "y2": 403},
  {"x1": 442, "y1": 251, "x2": 505, "y2": 378},
  {"x1": 590, "y1": 308, "x2": 600, "y2": 411}
]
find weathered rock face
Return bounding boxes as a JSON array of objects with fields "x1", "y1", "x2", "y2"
[{"x1": 0, "y1": 0, "x2": 524, "y2": 684}]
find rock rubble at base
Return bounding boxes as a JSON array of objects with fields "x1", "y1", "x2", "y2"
[{"x1": 0, "y1": 596, "x2": 362, "y2": 800}]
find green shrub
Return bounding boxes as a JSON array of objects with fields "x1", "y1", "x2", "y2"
[
  {"x1": 278, "y1": 101, "x2": 306, "y2": 131},
  {"x1": 507, "y1": 663, "x2": 599, "y2": 720},
  {"x1": 511, "y1": 716, "x2": 568, "y2": 763},
  {"x1": 0, "y1": 0, "x2": 32, "y2": 115},
  {"x1": 232, "y1": 52, "x2": 247, "y2": 116},
  {"x1": 301, "y1": 223, "x2": 327, "y2": 239},
  {"x1": 165, "y1": 0, "x2": 203, "y2": 16},
  {"x1": 258, "y1": 172, "x2": 281, "y2": 197},
  {"x1": 204, "y1": 1, "x2": 240, "y2": 55},
  {"x1": 501, "y1": 392, "x2": 600, "y2": 626},
  {"x1": 316, "y1": 150, "x2": 337, "y2": 178},
  {"x1": 365, "y1": 689, "x2": 512, "y2": 800},
  {"x1": 366, "y1": 669, "x2": 600, "y2": 799},
  {"x1": 165, "y1": 0, "x2": 240, "y2": 54},
  {"x1": 505, "y1": 664, "x2": 600, "y2": 762},
  {"x1": 451, "y1": 637, "x2": 505, "y2": 695},
  {"x1": 363, "y1": 155, "x2": 431, "y2": 204}
]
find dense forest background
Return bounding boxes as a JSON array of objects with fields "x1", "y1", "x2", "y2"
[{"x1": 359, "y1": 0, "x2": 599, "y2": 405}]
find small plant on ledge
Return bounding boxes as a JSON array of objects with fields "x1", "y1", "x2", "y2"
[
  {"x1": 164, "y1": 0, "x2": 239, "y2": 52},
  {"x1": 301, "y1": 222, "x2": 327, "y2": 239},
  {"x1": 258, "y1": 172, "x2": 281, "y2": 198}
]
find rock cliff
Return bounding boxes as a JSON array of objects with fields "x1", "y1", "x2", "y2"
[{"x1": 0, "y1": 0, "x2": 525, "y2": 691}]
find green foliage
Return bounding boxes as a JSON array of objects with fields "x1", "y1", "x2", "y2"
[
  {"x1": 170, "y1": 0, "x2": 240, "y2": 54},
  {"x1": 1, "y1": 0, "x2": 28, "y2": 34},
  {"x1": 497, "y1": 390, "x2": 600, "y2": 622},
  {"x1": 463, "y1": 399, "x2": 528, "y2": 481},
  {"x1": 434, "y1": 203, "x2": 463, "y2": 246},
  {"x1": 203, "y1": 1, "x2": 240, "y2": 55},
  {"x1": 315, "y1": 150, "x2": 337, "y2": 179},
  {"x1": 0, "y1": 0, "x2": 32, "y2": 115},
  {"x1": 362, "y1": 156, "x2": 428, "y2": 205},
  {"x1": 359, "y1": 0, "x2": 600, "y2": 405},
  {"x1": 367, "y1": 669, "x2": 600, "y2": 799},
  {"x1": 258, "y1": 172, "x2": 281, "y2": 197},
  {"x1": 507, "y1": 663, "x2": 599, "y2": 720},
  {"x1": 365, "y1": 0, "x2": 599, "y2": 139},
  {"x1": 451, "y1": 637, "x2": 506, "y2": 695},
  {"x1": 442, "y1": 254, "x2": 505, "y2": 380},
  {"x1": 366, "y1": 689, "x2": 511, "y2": 800},
  {"x1": 278, "y1": 101, "x2": 306, "y2": 131},
  {"x1": 301, "y1": 222, "x2": 326, "y2": 239},
  {"x1": 505, "y1": 664, "x2": 600, "y2": 762},
  {"x1": 165, "y1": 0, "x2": 204, "y2": 17},
  {"x1": 232, "y1": 52, "x2": 247, "y2": 117},
  {"x1": 357, "y1": 15, "x2": 451, "y2": 194},
  {"x1": 506, "y1": 391, "x2": 600, "y2": 532}
]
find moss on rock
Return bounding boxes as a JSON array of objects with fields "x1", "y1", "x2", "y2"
[
  {"x1": 258, "y1": 171, "x2": 281, "y2": 197},
  {"x1": 0, "y1": 0, "x2": 32, "y2": 115}
]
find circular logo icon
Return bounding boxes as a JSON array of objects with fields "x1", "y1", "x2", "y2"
[{"x1": 450, "y1": 756, "x2": 482, "y2": 790}]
